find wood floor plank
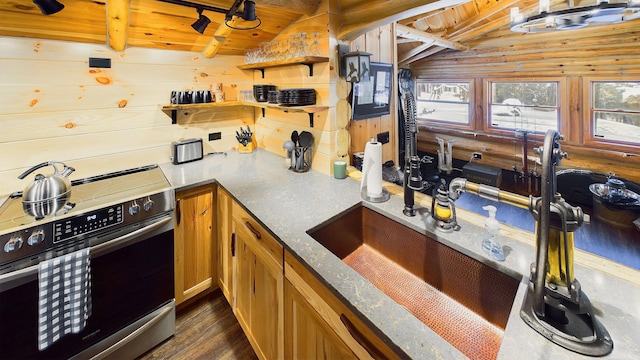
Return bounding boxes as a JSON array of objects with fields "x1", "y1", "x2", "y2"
[{"x1": 138, "y1": 289, "x2": 257, "y2": 360}]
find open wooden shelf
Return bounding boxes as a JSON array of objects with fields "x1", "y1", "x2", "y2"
[
  {"x1": 242, "y1": 101, "x2": 328, "y2": 127},
  {"x1": 162, "y1": 100, "x2": 328, "y2": 127},
  {"x1": 162, "y1": 101, "x2": 245, "y2": 111},
  {"x1": 237, "y1": 56, "x2": 329, "y2": 77}
]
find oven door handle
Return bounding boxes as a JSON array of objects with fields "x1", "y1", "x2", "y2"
[
  {"x1": 91, "y1": 215, "x2": 172, "y2": 257},
  {"x1": 0, "y1": 215, "x2": 172, "y2": 286}
]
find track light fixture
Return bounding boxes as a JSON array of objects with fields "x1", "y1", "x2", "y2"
[
  {"x1": 191, "y1": 7, "x2": 211, "y2": 34},
  {"x1": 158, "y1": 0, "x2": 261, "y2": 31},
  {"x1": 33, "y1": 0, "x2": 64, "y2": 15}
]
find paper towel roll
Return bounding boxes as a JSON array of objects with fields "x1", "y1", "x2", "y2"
[{"x1": 361, "y1": 139, "x2": 383, "y2": 196}]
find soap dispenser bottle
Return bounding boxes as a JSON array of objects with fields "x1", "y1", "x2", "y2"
[{"x1": 482, "y1": 205, "x2": 505, "y2": 261}]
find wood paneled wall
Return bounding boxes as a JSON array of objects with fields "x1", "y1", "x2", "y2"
[
  {"x1": 252, "y1": 3, "x2": 335, "y2": 174},
  {"x1": 347, "y1": 24, "x2": 398, "y2": 166},
  {"x1": 411, "y1": 21, "x2": 640, "y2": 184},
  {"x1": 0, "y1": 36, "x2": 252, "y2": 194}
]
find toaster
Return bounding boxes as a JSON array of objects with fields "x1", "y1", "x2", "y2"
[{"x1": 171, "y1": 138, "x2": 203, "y2": 164}]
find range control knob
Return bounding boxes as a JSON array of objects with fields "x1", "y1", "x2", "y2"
[
  {"x1": 143, "y1": 198, "x2": 154, "y2": 212},
  {"x1": 28, "y1": 230, "x2": 45, "y2": 246},
  {"x1": 129, "y1": 200, "x2": 141, "y2": 216},
  {"x1": 4, "y1": 236, "x2": 24, "y2": 253}
]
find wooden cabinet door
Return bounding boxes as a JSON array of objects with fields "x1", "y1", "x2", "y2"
[
  {"x1": 232, "y1": 202, "x2": 284, "y2": 360},
  {"x1": 174, "y1": 185, "x2": 216, "y2": 305},
  {"x1": 285, "y1": 251, "x2": 401, "y2": 360},
  {"x1": 284, "y1": 278, "x2": 356, "y2": 359},
  {"x1": 216, "y1": 186, "x2": 234, "y2": 305}
]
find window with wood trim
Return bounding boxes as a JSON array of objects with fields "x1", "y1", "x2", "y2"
[
  {"x1": 588, "y1": 81, "x2": 640, "y2": 147},
  {"x1": 487, "y1": 81, "x2": 559, "y2": 134},
  {"x1": 415, "y1": 81, "x2": 471, "y2": 127}
]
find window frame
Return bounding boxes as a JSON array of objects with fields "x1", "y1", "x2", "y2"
[
  {"x1": 583, "y1": 76, "x2": 640, "y2": 152},
  {"x1": 413, "y1": 78, "x2": 475, "y2": 131},
  {"x1": 483, "y1": 78, "x2": 566, "y2": 139}
]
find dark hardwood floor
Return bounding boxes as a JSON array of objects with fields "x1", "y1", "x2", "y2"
[{"x1": 138, "y1": 289, "x2": 257, "y2": 360}]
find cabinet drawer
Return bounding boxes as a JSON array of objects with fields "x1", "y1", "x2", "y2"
[{"x1": 232, "y1": 201, "x2": 283, "y2": 270}]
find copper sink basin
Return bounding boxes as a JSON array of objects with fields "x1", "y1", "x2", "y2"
[{"x1": 308, "y1": 205, "x2": 520, "y2": 360}]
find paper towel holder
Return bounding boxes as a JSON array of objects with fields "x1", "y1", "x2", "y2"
[
  {"x1": 361, "y1": 186, "x2": 390, "y2": 203},
  {"x1": 361, "y1": 137, "x2": 390, "y2": 203}
]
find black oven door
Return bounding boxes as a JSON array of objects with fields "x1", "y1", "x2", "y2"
[{"x1": 0, "y1": 214, "x2": 174, "y2": 359}]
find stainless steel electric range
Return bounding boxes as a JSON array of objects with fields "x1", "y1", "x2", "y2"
[{"x1": 0, "y1": 164, "x2": 176, "y2": 359}]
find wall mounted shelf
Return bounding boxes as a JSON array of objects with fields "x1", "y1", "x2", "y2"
[
  {"x1": 237, "y1": 56, "x2": 329, "y2": 78},
  {"x1": 162, "y1": 101, "x2": 247, "y2": 124},
  {"x1": 162, "y1": 101, "x2": 328, "y2": 127},
  {"x1": 245, "y1": 101, "x2": 328, "y2": 127}
]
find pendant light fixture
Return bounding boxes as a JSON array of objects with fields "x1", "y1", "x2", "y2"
[
  {"x1": 511, "y1": 0, "x2": 640, "y2": 33},
  {"x1": 32, "y1": 0, "x2": 64, "y2": 15}
]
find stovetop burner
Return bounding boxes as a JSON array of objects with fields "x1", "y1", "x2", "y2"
[{"x1": 0, "y1": 164, "x2": 171, "y2": 233}]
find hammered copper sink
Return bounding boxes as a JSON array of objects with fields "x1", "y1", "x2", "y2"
[{"x1": 307, "y1": 205, "x2": 520, "y2": 360}]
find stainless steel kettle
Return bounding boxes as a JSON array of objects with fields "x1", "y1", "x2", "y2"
[{"x1": 18, "y1": 161, "x2": 75, "y2": 219}]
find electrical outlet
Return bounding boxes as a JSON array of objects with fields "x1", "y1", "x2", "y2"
[
  {"x1": 89, "y1": 57, "x2": 111, "y2": 68},
  {"x1": 209, "y1": 132, "x2": 222, "y2": 141},
  {"x1": 472, "y1": 152, "x2": 482, "y2": 160}
]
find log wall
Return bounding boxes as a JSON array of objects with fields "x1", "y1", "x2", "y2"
[
  {"x1": 411, "y1": 21, "x2": 640, "y2": 184},
  {"x1": 0, "y1": 36, "x2": 252, "y2": 194},
  {"x1": 250, "y1": 5, "x2": 334, "y2": 174}
]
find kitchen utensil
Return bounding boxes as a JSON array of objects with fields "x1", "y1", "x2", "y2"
[
  {"x1": 291, "y1": 131, "x2": 299, "y2": 147},
  {"x1": 298, "y1": 131, "x2": 313, "y2": 148},
  {"x1": 18, "y1": 161, "x2": 75, "y2": 219},
  {"x1": 283, "y1": 140, "x2": 295, "y2": 165},
  {"x1": 236, "y1": 126, "x2": 253, "y2": 147}
]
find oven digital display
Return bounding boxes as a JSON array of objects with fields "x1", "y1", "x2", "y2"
[{"x1": 53, "y1": 205, "x2": 124, "y2": 243}]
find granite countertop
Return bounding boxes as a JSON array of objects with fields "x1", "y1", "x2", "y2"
[{"x1": 160, "y1": 150, "x2": 640, "y2": 359}]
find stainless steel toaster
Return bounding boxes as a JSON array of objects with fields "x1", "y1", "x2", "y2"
[{"x1": 171, "y1": 138, "x2": 203, "y2": 164}]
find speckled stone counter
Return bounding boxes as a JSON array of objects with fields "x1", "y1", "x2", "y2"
[{"x1": 160, "y1": 150, "x2": 640, "y2": 359}]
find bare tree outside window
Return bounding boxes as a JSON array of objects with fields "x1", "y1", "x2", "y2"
[
  {"x1": 592, "y1": 82, "x2": 640, "y2": 145},
  {"x1": 415, "y1": 81, "x2": 470, "y2": 124},
  {"x1": 489, "y1": 82, "x2": 559, "y2": 133}
]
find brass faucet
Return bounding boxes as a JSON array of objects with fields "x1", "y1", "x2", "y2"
[{"x1": 449, "y1": 130, "x2": 613, "y2": 356}]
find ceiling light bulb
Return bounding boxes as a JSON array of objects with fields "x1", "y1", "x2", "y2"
[
  {"x1": 545, "y1": 16, "x2": 556, "y2": 28},
  {"x1": 539, "y1": 0, "x2": 550, "y2": 13},
  {"x1": 33, "y1": 0, "x2": 64, "y2": 15}
]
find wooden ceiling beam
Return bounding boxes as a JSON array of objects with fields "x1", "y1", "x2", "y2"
[
  {"x1": 398, "y1": 42, "x2": 433, "y2": 63},
  {"x1": 203, "y1": 17, "x2": 240, "y2": 58},
  {"x1": 402, "y1": 46, "x2": 445, "y2": 65},
  {"x1": 396, "y1": 23, "x2": 468, "y2": 51},
  {"x1": 338, "y1": 0, "x2": 471, "y2": 40},
  {"x1": 257, "y1": 0, "x2": 320, "y2": 16},
  {"x1": 107, "y1": 0, "x2": 130, "y2": 51}
]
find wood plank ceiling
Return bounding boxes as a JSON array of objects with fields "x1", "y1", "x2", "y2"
[{"x1": 0, "y1": 0, "x2": 616, "y2": 61}]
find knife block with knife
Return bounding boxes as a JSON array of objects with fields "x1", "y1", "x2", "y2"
[{"x1": 236, "y1": 126, "x2": 256, "y2": 153}]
